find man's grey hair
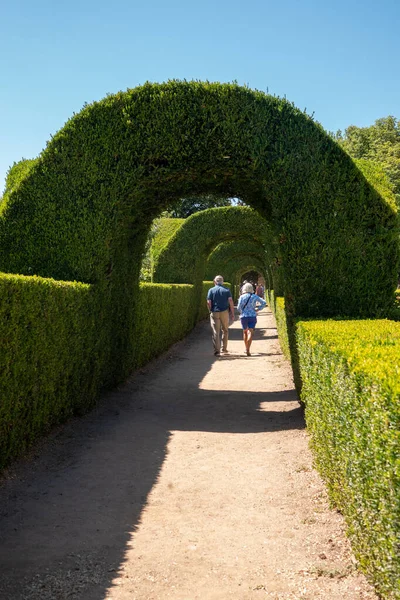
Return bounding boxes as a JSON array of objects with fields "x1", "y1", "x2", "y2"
[{"x1": 214, "y1": 275, "x2": 224, "y2": 284}]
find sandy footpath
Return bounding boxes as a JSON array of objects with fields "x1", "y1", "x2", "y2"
[{"x1": 0, "y1": 308, "x2": 377, "y2": 599}]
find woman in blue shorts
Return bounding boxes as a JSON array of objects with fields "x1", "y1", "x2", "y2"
[{"x1": 237, "y1": 282, "x2": 267, "y2": 356}]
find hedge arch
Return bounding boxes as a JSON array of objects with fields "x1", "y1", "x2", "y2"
[
  {"x1": 205, "y1": 238, "x2": 268, "y2": 270},
  {"x1": 0, "y1": 80, "x2": 398, "y2": 380},
  {"x1": 220, "y1": 257, "x2": 268, "y2": 300},
  {"x1": 152, "y1": 206, "x2": 271, "y2": 284},
  {"x1": 205, "y1": 238, "x2": 269, "y2": 283}
]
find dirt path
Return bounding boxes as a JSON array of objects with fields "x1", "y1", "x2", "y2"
[{"x1": 0, "y1": 308, "x2": 377, "y2": 600}]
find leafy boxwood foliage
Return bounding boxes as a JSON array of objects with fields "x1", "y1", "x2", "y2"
[
  {"x1": 140, "y1": 218, "x2": 184, "y2": 281},
  {"x1": 0, "y1": 158, "x2": 38, "y2": 210},
  {"x1": 0, "y1": 273, "x2": 101, "y2": 468},
  {"x1": 0, "y1": 274, "x2": 214, "y2": 468},
  {"x1": 132, "y1": 283, "x2": 198, "y2": 367},
  {"x1": 297, "y1": 320, "x2": 400, "y2": 598},
  {"x1": 153, "y1": 206, "x2": 271, "y2": 284},
  {"x1": 0, "y1": 81, "x2": 397, "y2": 382},
  {"x1": 273, "y1": 297, "x2": 290, "y2": 359},
  {"x1": 151, "y1": 218, "x2": 185, "y2": 264},
  {"x1": 205, "y1": 238, "x2": 268, "y2": 283}
]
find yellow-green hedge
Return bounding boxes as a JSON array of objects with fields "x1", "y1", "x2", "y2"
[
  {"x1": 268, "y1": 295, "x2": 400, "y2": 596},
  {"x1": 297, "y1": 320, "x2": 400, "y2": 598},
  {"x1": 273, "y1": 296, "x2": 290, "y2": 359}
]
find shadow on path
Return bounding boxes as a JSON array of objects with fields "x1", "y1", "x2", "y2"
[{"x1": 0, "y1": 312, "x2": 301, "y2": 600}]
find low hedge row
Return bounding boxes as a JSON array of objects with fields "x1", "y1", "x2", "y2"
[
  {"x1": 0, "y1": 275, "x2": 215, "y2": 469},
  {"x1": 273, "y1": 296, "x2": 290, "y2": 359},
  {"x1": 267, "y1": 294, "x2": 399, "y2": 595},
  {"x1": 297, "y1": 320, "x2": 400, "y2": 598},
  {"x1": 0, "y1": 273, "x2": 101, "y2": 469},
  {"x1": 132, "y1": 283, "x2": 198, "y2": 368}
]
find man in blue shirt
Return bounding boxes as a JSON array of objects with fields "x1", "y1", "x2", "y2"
[{"x1": 207, "y1": 275, "x2": 235, "y2": 356}]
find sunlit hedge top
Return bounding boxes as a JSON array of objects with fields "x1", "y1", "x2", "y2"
[
  {"x1": 151, "y1": 218, "x2": 184, "y2": 264},
  {"x1": 0, "y1": 80, "x2": 397, "y2": 317}
]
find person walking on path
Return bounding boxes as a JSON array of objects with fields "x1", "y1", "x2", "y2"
[
  {"x1": 207, "y1": 275, "x2": 235, "y2": 356},
  {"x1": 237, "y1": 282, "x2": 267, "y2": 356},
  {"x1": 256, "y1": 283, "x2": 264, "y2": 298}
]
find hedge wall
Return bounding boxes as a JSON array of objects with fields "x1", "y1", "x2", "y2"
[
  {"x1": 0, "y1": 274, "x2": 101, "y2": 469},
  {"x1": 0, "y1": 275, "x2": 215, "y2": 469},
  {"x1": 267, "y1": 296, "x2": 400, "y2": 596},
  {"x1": 132, "y1": 283, "x2": 198, "y2": 368},
  {"x1": 0, "y1": 158, "x2": 38, "y2": 211},
  {"x1": 272, "y1": 296, "x2": 290, "y2": 359},
  {"x1": 297, "y1": 320, "x2": 400, "y2": 598},
  {"x1": 0, "y1": 81, "x2": 397, "y2": 383}
]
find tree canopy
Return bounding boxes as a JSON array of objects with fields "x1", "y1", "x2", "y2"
[
  {"x1": 334, "y1": 116, "x2": 400, "y2": 205},
  {"x1": 164, "y1": 194, "x2": 233, "y2": 218}
]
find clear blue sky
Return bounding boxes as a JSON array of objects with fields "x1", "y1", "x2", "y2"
[{"x1": 1, "y1": 0, "x2": 399, "y2": 192}]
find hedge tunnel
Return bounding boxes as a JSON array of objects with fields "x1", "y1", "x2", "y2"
[
  {"x1": 0, "y1": 80, "x2": 398, "y2": 382},
  {"x1": 223, "y1": 258, "x2": 268, "y2": 300},
  {"x1": 152, "y1": 206, "x2": 271, "y2": 284},
  {"x1": 205, "y1": 238, "x2": 269, "y2": 289}
]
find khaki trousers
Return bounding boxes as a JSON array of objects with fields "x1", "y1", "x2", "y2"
[{"x1": 210, "y1": 310, "x2": 229, "y2": 353}]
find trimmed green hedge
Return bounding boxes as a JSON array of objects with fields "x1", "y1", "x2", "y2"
[
  {"x1": 273, "y1": 297, "x2": 290, "y2": 359},
  {"x1": 0, "y1": 275, "x2": 216, "y2": 469},
  {"x1": 205, "y1": 238, "x2": 269, "y2": 287},
  {"x1": 132, "y1": 283, "x2": 197, "y2": 367},
  {"x1": 152, "y1": 206, "x2": 271, "y2": 285},
  {"x1": 151, "y1": 218, "x2": 185, "y2": 264},
  {"x1": 0, "y1": 158, "x2": 38, "y2": 212},
  {"x1": 0, "y1": 81, "x2": 398, "y2": 384},
  {"x1": 0, "y1": 273, "x2": 101, "y2": 469},
  {"x1": 297, "y1": 320, "x2": 400, "y2": 598},
  {"x1": 270, "y1": 299, "x2": 400, "y2": 596}
]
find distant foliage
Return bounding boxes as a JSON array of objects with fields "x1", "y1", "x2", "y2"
[
  {"x1": 335, "y1": 116, "x2": 400, "y2": 206},
  {"x1": 166, "y1": 194, "x2": 233, "y2": 218}
]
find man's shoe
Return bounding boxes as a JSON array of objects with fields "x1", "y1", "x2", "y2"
[
  {"x1": 221, "y1": 349, "x2": 229, "y2": 354},
  {"x1": 214, "y1": 351, "x2": 220, "y2": 356}
]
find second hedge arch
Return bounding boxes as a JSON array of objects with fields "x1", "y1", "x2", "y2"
[
  {"x1": 152, "y1": 206, "x2": 271, "y2": 285},
  {"x1": 205, "y1": 238, "x2": 269, "y2": 284}
]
